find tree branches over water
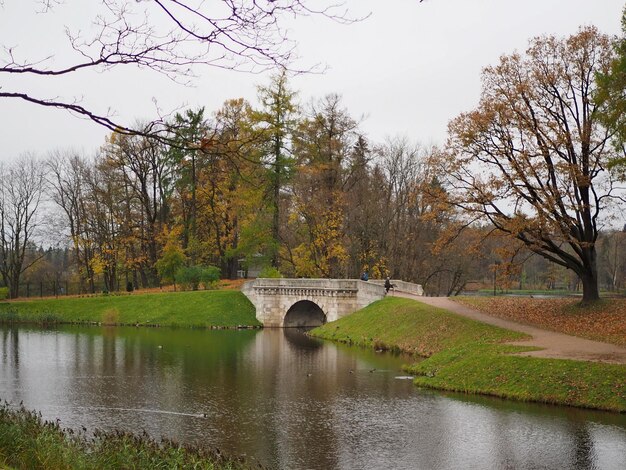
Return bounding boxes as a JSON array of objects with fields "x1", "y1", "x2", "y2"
[{"x1": 0, "y1": 0, "x2": 354, "y2": 138}]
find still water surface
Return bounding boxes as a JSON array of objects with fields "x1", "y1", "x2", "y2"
[{"x1": 0, "y1": 325, "x2": 625, "y2": 470}]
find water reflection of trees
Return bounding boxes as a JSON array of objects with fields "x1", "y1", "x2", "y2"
[
  {"x1": 0, "y1": 326, "x2": 625, "y2": 470},
  {"x1": 1, "y1": 327, "x2": 20, "y2": 389}
]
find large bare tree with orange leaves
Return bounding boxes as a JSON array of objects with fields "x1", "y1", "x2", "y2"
[{"x1": 443, "y1": 27, "x2": 619, "y2": 302}]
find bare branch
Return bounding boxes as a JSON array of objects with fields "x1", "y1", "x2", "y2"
[{"x1": 0, "y1": 1, "x2": 356, "y2": 137}]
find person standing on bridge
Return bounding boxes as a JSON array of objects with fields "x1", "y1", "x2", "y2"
[
  {"x1": 384, "y1": 277, "x2": 393, "y2": 294},
  {"x1": 360, "y1": 271, "x2": 369, "y2": 281}
]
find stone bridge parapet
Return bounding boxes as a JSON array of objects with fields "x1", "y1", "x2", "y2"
[{"x1": 370, "y1": 279, "x2": 424, "y2": 296}]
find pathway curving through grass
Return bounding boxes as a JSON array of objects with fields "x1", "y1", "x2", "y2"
[{"x1": 408, "y1": 294, "x2": 626, "y2": 364}]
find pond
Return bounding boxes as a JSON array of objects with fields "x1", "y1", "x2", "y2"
[{"x1": 0, "y1": 326, "x2": 625, "y2": 470}]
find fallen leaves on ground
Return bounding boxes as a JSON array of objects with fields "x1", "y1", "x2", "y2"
[{"x1": 455, "y1": 297, "x2": 626, "y2": 347}]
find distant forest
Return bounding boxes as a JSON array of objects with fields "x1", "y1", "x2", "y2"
[
  {"x1": 3, "y1": 48, "x2": 626, "y2": 299},
  {"x1": 3, "y1": 3, "x2": 626, "y2": 303}
]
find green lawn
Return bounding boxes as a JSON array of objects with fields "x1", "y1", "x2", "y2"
[
  {"x1": 310, "y1": 297, "x2": 626, "y2": 412},
  {"x1": 0, "y1": 290, "x2": 259, "y2": 328}
]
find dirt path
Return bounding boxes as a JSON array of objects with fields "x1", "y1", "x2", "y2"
[{"x1": 395, "y1": 293, "x2": 626, "y2": 364}]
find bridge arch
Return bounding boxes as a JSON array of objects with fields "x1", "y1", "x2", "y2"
[{"x1": 283, "y1": 300, "x2": 327, "y2": 328}]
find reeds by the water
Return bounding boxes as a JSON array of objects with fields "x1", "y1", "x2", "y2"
[{"x1": 0, "y1": 402, "x2": 254, "y2": 470}]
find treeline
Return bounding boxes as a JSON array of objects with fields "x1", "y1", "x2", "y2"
[{"x1": 1, "y1": 72, "x2": 625, "y2": 299}]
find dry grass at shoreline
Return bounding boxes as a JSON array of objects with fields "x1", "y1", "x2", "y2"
[{"x1": 0, "y1": 403, "x2": 253, "y2": 470}]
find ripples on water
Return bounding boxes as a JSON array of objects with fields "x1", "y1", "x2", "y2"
[{"x1": 0, "y1": 326, "x2": 625, "y2": 469}]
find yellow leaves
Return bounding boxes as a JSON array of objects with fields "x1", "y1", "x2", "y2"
[
  {"x1": 157, "y1": 225, "x2": 183, "y2": 248},
  {"x1": 124, "y1": 255, "x2": 147, "y2": 271},
  {"x1": 292, "y1": 244, "x2": 318, "y2": 278},
  {"x1": 290, "y1": 206, "x2": 349, "y2": 278},
  {"x1": 89, "y1": 254, "x2": 106, "y2": 277},
  {"x1": 155, "y1": 227, "x2": 187, "y2": 283},
  {"x1": 369, "y1": 259, "x2": 389, "y2": 280}
]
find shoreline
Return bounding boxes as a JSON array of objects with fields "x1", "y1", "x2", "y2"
[
  {"x1": 309, "y1": 297, "x2": 626, "y2": 413},
  {"x1": 0, "y1": 290, "x2": 260, "y2": 329},
  {"x1": 2, "y1": 290, "x2": 624, "y2": 413}
]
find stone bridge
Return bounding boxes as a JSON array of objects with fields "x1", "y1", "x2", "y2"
[{"x1": 241, "y1": 278, "x2": 423, "y2": 327}]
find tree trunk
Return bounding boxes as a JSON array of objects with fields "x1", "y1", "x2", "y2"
[
  {"x1": 9, "y1": 275, "x2": 19, "y2": 300},
  {"x1": 271, "y1": 136, "x2": 281, "y2": 268},
  {"x1": 224, "y1": 257, "x2": 238, "y2": 280},
  {"x1": 577, "y1": 244, "x2": 600, "y2": 303},
  {"x1": 580, "y1": 270, "x2": 600, "y2": 303}
]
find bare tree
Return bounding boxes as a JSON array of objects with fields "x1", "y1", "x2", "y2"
[
  {"x1": 0, "y1": 156, "x2": 46, "y2": 298},
  {"x1": 0, "y1": 1, "x2": 351, "y2": 139},
  {"x1": 375, "y1": 137, "x2": 426, "y2": 275},
  {"x1": 444, "y1": 27, "x2": 618, "y2": 302},
  {"x1": 47, "y1": 151, "x2": 97, "y2": 292},
  {"x1": 105, "y1": 127, "x2": 175, "y2": 285}
]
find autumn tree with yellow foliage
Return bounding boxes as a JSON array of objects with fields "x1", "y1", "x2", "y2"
[{"x1": 287, "y1": 95, "x2": 358, "y2": 278}]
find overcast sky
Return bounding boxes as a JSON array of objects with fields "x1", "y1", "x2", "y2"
[{"x1": 0, "y1": 0, "x2": 624, "y2": 161}]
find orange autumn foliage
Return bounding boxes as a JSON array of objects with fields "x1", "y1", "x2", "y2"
[{"x1": 457, "y1": 297, "x2": 626, "y2": 347}]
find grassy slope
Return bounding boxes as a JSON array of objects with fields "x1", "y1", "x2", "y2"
[
  {"x1": 0, "y1": 290, "x2": 259, "y2": 328},
  {"x1": 310, "y1": 297, "x2": 626, "y2": 412},
  {"x1": 310, "y1": 296, "x2": 527, "y2": 355}
]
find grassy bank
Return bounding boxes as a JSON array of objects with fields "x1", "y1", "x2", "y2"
[
  {"x1": 0, "y1": 403, "x2": 251, "y2": 470},
  {"x1": 310, "y1": 297, "x2": 626, "y2": 412},
  {"x1": 0, "y1": 290, "x2": 259, "y2": 328}
]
